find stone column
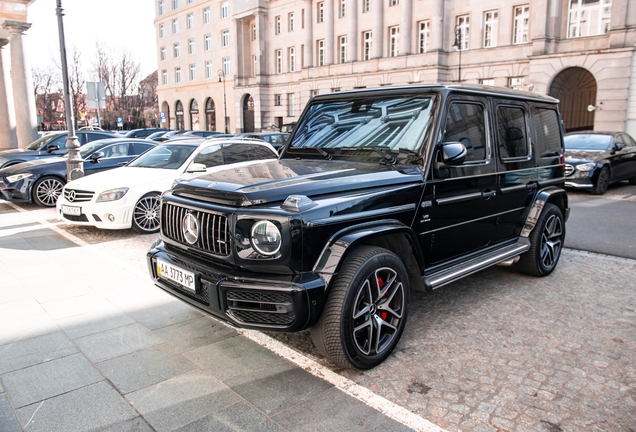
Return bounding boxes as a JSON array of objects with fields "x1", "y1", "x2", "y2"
[
  {"x1": 3, "y1": 20, "x2": 38, "y2": 148},
  {"x1": 430, "y1": 0, "x2": 444, "y2": 52},
  {"x1": 0, "y1": 38, "x2": 17, "y2": 150},
  {"x1": 400, "y1": 0, "x2": 412, "y2": 54},
  {"x1": 325, "y1": 0, "x2": 334, "y2": 65},
  {"x1": 304, "y1": 0, "x2": 313, "y2": 67},
  {"x1": 348, "y1": 0, "x2": 358, "y2": 62},
  {"x1": 256, "y1": 12, "x2": 267, "y2": 75},
  {"x1": 371, "y1": 0, "x2": 383, "y2": 58}
]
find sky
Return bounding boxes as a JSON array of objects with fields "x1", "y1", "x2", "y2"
[{"x1": 26, "y1": 0, "x2": 158, "y2": 80}]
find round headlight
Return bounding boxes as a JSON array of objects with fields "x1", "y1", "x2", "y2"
[{"x1": 250, "y1": 220, "x2": 282, "y2": 256}]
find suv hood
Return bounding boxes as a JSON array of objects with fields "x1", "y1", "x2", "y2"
[{"x1": 172, "y1": 159, "x2": 424, "y2": 207}]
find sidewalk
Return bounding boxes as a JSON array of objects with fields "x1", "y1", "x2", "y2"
[{"x1": 0, "y1": 201, "x2": 443, "y2": 432}]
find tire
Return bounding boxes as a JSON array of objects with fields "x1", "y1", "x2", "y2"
[
  {"x1": 628, "y1": 175, "x2": 636, "y2": 185},
  {"x1": 592, "y1": 166, "x2": 609, "y2": 195},
  {"x1": 131, "y1": 193, "x2": 161, "y2": 234},
  {"x1": 32, "y1": 176, "x2": 65, "y2": 207},
  {"x1": 517, "y1": 203, "x2": 565, "y2": 277},
  {"x1": 310, "y1": 246, "x2": 410, "y2": 370}
]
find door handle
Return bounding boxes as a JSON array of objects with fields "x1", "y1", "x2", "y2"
[{"x1": 482, "y1": 190, "x2": 496, "y2": 199}]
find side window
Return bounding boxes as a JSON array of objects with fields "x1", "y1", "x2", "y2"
[
  {"x1": 49, "y1": 134, "x2": 68, "y2": 150},
  {"x1": 249, "y1": 144, "x2": 277, "y2": 160},
  {"x1": 86, "y1": 133, "x2": 107, "y2": 143},
  {"x1": 443, "y1": 102, "x2": 487, "y2": 162},
  {"x1": 223, "y1": 144, "x2": 253, "y2": 164},
  {"x1": 532, "y1": 108, "x2": 562, "y2": 156},
  {"x1": 614, "y1": 134, "x2": 625, "y2": 148},
  {"x1": 497, "y1": 106, "x2": 529, "y2": 160},
  {"x1": 621, "y1": 134, "x2": 636, "y2": 147},
  {"x1": 193, "y1": 144, "x2": 224, "y2": 167},
  {"x1": 133, "y1": 143, "x2": 154, "y2": 154},
  {"x1": 101, "y1": 144, "x2": 130, "y2": 158}
]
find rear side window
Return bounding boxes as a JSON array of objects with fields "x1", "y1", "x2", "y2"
[
  {"x1": 193, "y1": 144, "x2": 224, "y2": 167},
  {"x1": 443, "y1": 102, "x2": 487, "y2": 162},
  {"x1": 133, "y1": 143, "x2": 155, "y2": 154},
  {"x1": 533, "y1": 108, "x2": 562, "y2": 156},
  {"x1": 497, "y1": 106, "x2": 529, "y2": 160},
  {"x1": 249, "y1": 144, "x2": 277, "y2": 160}
]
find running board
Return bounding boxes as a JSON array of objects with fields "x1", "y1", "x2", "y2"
[{"x1": 423, "y1": 239, "x2": 530, "y2": 290}]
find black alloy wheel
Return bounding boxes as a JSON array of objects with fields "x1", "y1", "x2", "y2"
[
  {"x1": 592, "y1": 166, "x2": 610, "y2": 195},
  {"x1": 517, "y1": 203, "x2": 565, "y2": 277},
  {"x1": 132, "y1": 193, "x2": 161, "y2": 233},
  {"x1": 310, "y1": 246, "x2": 410, "y2": 369},
  {"x1": 33, "y1": 176, "x2": 65, "y2": 207}
]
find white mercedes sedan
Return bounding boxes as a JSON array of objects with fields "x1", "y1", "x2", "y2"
[{"x1": 56, "y1": 138, "x2": 278, "y2": 233}]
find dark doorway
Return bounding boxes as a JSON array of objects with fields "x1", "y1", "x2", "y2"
[
  {"x1": 243, "y1": 94, "x2": 255, "y2": 133},
  {"x1": 175, "y1": 100, "x2": 185, "y2": 130},
  {"x1": 205, "y1": 98, "x2": 216, "y2": 131},
  {"x1": 549, "y1": 67, "x2": 597, "y2": 132}
]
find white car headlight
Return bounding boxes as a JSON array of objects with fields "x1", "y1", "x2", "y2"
[
  {"x1": 576, "y1": 163, "x2": 596, "y2": 172},
  {"x1": 96, "y1": 187, "x2": 129, "y2": 202},
  {"x1": 5, "y1": 173, "x2": 32, "y2": 183},
  {"x1": 250, "y1": 220, "x2": 282, "y2": 256}
]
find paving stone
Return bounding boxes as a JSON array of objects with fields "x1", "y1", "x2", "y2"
[
  {"x1": 0, "y1": 331, "x2": 77, "y2": 375},
  {"x1": 0, "y1": 312, "x2": 58, "y2": 346},
  {"x1": 174, "y1": 402, "x2": 286, "y2": 432},
  {"x1": 101, "y1": 416, "x2": 155, "y2": 432},
  {"x1": 0, "y1": 394, "x2": 21, "y2": 432},
  {"x1": 125, "y1": 369, "x2": 240, "y2": 432},
  {"x1": 55, "y1": 307, "x2": 136, "y2": 339},
  {"x1": 16, "y1": 381, "x2": 137, "y2": 432},
  {"x1": 97, "y1": 343, "x2": 198, "y2": 394},
  {"x1": 1, "y1": 353, "x2": 103, "y2": 408},
  {"x1": 223, "y1": 360, "x2": 333, "y2": 416},
  {"x1": 153, "y1": 315, "x2": 237, "y2": 352},
  {"x1": 272, "y1": 387, "x2": 413, "y2": 431},
  {"x1": 74, "y1": 323, "x2": 163, "y2": 363}
]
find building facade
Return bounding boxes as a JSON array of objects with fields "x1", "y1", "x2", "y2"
[
  {"x1": 155, "y1": 0, "x2": 636, "y2": 136},
  {"x1": 0, "y1": 0, "x2": 38, "y2": 149}
]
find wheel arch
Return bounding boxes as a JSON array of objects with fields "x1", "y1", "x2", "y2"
[
  {"x1": 312, "y1": 219, "x2": 425, "y2": 293},
  {"x1": 520, "y1": 186, "x2": 569, "y2": 238},
  {"x1": 31, "y1": 174, "x2": 67, "y2": 202}
]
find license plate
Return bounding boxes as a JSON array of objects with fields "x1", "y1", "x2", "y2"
[
  {"x1": 61, "y1": 205, "x2": 81, "y2": 216},
  {"x1": 156, "y1": 259, "x2": 196, "y2": 293}
]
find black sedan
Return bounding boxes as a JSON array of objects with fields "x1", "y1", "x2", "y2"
[
  {"x1": 0, "y1": 130, "x2": 120, "y2": 169},
  {"x1": 0, "y1": 138, "x2": 155, "y2": 207},
  {"x1": 564, "y1": 131, "x2": 636, "y2": 195}
]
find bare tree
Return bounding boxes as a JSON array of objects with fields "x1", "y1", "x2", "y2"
[
  {"x1": 32, "y1": 66, "x2": 62, "y2": 129},
  {"x1": 68, "y1": 47, "x2": 87, "y2": 127}
]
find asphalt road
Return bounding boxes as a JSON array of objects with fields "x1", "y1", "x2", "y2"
[{"x1": 565, "y1": 181, "x2": 636, "y2": 260}]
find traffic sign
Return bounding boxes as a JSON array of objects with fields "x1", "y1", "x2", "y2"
[
  {"x1": 159, "y1": 111, "x2": 166, "y2": 122},
  {"x1": 117, "y1": 117, "x2": 123, "y2": 127},
  {"x1": 57, "y1": 118, "x2": 64, "y2": 125}
]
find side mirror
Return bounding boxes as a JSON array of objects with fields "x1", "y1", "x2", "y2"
[
  {"x1": 615, "y1": 143, "x2": 623, "y2": 151},
  {"x1": 186, "y1": 162, "x2": 207, "y2": 173},
  {"x1": 46, "y1": 144, "x2": 60, "y2": 153},
  {"x1": 89, "y1": 151, "x2": 104, "y2": 163},
  {"x1": 440, "y1": 142, "x2": 467, "y2": 166}
]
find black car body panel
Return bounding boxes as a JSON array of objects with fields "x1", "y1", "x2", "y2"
[
  {"x1": 147, "y1": 84, "x2": 569, "y2": 357},
  {"x1": 0, "y1": 138, "x2": 156, "y2": 203}
]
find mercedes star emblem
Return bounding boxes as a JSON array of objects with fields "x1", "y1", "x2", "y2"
[
  {"x1": 68, "y1": 190, "x2": 76, "y2": 202},
  {"x1": 182, "y1": 213, "x2": 199, "y2": 245}
]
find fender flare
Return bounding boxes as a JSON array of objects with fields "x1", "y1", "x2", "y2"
[
  {"x1": 520, "y1": 186, "x2": 569, "y2": 238},
  {"x1": 311, "y1": 219, "x2": 424, "y2": 288}
]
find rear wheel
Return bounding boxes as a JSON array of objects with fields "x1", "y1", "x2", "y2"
[
  {"x1": 310, "y1": 246, "x2": 410, "y2": 370},
  {"x1": 132, "y1": 193, "x2": 161, "y2": 233},
  {"x1": 592, "y1": 166, "x2": 609, "y2": 195},
  {"x1": 517, "y1": 203, "x2": 565, "y2": 277},
  {"x1": 33, "y1": 176, "x2": 65, "y2": 207}
]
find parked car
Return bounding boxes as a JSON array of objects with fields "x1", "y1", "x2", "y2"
[
  {"x1": 236, "y1": 132, "x2": 289, "y2": 151},
  {"x1": 280, "y1": 122, "x2": 296, "y2": 133},
  {"x1": 0, "y1": 130, "x2": 120, "y2": 169},
  {"x1": 151, "y1": 130, "x2": 193, "y2": 142},
  {"x1": 57, "y1": 138, "x2": 278, "y2": 233},
  {"x1": 146, "y1": 130, "x2": 172, "y2": 141},
  {"x1": 124, "y1": 128, "x2": 169, "y2": 139},
  {"x1": 186, "y1": 130, "x2": 225, "y2": 138},
  {"x1": 147, "y1": 84, "x2": 569, "y2": 370},
  {"x1": 0, "y1": 138, "x2": 156, "y2": 207},
  {"x1": 564, "y1": 131, "x2": 636, "y2": 195}
]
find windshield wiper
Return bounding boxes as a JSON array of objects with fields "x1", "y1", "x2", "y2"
[
  {"x1": 339, "y1": 147, "x2": 396, "y2": 164},
  {"x1": 294, "y1": 146, "x2": 332, "y2": 160}
]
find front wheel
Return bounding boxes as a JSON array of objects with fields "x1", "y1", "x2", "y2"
[
  {"x1": 592, "y1": 166, "x2": 609, "y2": 195},
  {"x1": 132, "y1": 193, "x2": 161, "y2": 234},
  {"x1": 33, "y1": 176, "x2": 65, "y2": 207},
  {"x1": 310, "y1": 246, "x2": 410, "y2": 370},
  {"x1": 517, "y1": 203, "x2": 565, "y2": 277}
]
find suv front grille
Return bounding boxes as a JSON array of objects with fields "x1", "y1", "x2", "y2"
[
  {"x1": 64, "y1": 189, "x2": 94, "y2": 202},
  {"x1": 564, "y1": 164, "x2": 574, "y2": 176},
  {"x1": 226, "y1": 290, "x2": 295, "y2": 326},
  {"x1": 162, "y1": 203, "x2": 230, "y2": 256}
]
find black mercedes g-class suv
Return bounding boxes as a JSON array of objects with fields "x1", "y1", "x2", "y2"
[{"x1": 147, "y1": 84, "x2": 569, "y2": 369}]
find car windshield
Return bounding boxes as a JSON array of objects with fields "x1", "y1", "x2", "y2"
[
  {"x1": 25, "y1": 133, "x2": 63, "y2": 151},
  {"x1": 564, "y1": 134, "x2": 612, "y2": 151},
  {"x1": 289, "y1": 96, "x2": 433, "y2": 152},
  {"x1": 127, "y1": 144, "x2": 197, "y2": 169}
]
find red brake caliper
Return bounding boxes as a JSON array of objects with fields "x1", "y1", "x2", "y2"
[{"x1": 376, "y1": 275, "x2": 388, "y2": 321}]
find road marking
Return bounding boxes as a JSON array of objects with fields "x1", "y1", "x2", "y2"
[{"x1": 5, "y1": 201, "x2": 447, "y2": 432}]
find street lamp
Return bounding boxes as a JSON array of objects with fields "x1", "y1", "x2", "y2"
[
  {"x1": 217, "y1": 69, "x2": 228, "y2": 133},
  {"x1": 56, "y1": 0, "x2": 83, "y2": 180},
  {"x1": 452, "y1": 25, "x2": 463, "y2": 84}
]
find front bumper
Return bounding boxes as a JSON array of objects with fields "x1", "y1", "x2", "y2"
[
  {"x1": 147, "y1": 240, "x2": 327, "y2": 332},
  {"x1": 56, "y1": 195, "x2": 134, "y2": 230},
  {"x1": 0, "y1": 179, "x2": 32, "y2": 202}
]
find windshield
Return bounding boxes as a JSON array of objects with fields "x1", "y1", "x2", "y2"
[
  {"x1": 564, "y1": 134, "x2": 612, "y2": 151},
  {"x1": 127, "y1": 144, "x2": 197, "y2": 169},
  {"x1": 26, "y1": 133, "x2": 64, "y2": 151},
  {"x1": 289, "y1": 96, "x2": 433, "y2": 152}
]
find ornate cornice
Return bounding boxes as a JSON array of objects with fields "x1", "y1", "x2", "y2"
[{"x1": 2, "y1": 20, "x2": 31, "y2": 35}]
